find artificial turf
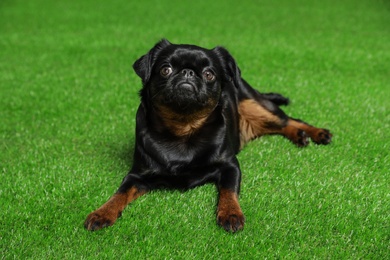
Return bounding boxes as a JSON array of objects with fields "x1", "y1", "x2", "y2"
[{"x1": 1, "y1": 0, "x2": 389, "y2": 258}]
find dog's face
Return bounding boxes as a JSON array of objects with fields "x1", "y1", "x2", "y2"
[{"x1": 133, "y1": 39, "x2": 239, "y2": 115}]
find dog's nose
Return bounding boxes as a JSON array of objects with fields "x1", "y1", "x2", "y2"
[{"x1": 181, "y1": 69, "x2": 195, "y2": 78}]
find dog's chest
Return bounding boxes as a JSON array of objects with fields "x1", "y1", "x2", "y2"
[{"x1": 142, "y1": 133, "x2": 226, "y2": 174}]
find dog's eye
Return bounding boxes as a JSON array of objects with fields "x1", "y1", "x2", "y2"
[
  {"x1": 160, "y1": 67, "x2": 173, "y2": 77},
  {"x1": 203, "y1": 70, "x2": 215, "y2": 82}
]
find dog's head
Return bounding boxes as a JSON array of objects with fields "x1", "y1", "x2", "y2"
[{"x1": 133, "y1": 39, "x2": 240, "y2": 115}]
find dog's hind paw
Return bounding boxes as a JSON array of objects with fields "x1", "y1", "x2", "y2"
[
  {"x1": 311, "y1": 128, "x2": 332, "y2": 145},
  {"x1": 295, "y1": 129, "x2": 310, "y2": 147}
]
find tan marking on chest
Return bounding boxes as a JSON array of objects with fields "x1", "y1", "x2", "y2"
[{"x1": 156, "y1": 105, "x2": 212, "y2": 137}]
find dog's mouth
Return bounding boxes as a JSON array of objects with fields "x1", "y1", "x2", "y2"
[
  {"x1": 177, "y1": 81, "x2": 196, "y2": 92},
  {"x1": 152, "y1": 82, "x2": 212, "y2": 114},
  {"x1": 165, "y1": 79, "x2": 200, "y2": 98}
]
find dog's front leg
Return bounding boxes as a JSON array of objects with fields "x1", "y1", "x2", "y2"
[
  {"x1": 216, "y1": 160, "x2": 245, "y2": 232},
  {"x1": 84, "y1": 174, "x2": 147, "y2": 231}
]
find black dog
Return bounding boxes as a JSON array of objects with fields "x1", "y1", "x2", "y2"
[{"x1": 84, "y1": 39, "x2": 332, "y2": 232}]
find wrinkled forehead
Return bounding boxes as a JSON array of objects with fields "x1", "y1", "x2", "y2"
[{"x1": 158, "y1": 46, "x2": 218, "y2": 70}]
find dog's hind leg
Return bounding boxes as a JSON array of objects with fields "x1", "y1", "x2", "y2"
[
  {"x1": 238, "y1": 99, "x2": 287, "y2": 148},
  {"x1": 238, "y1": 99, "x2": 332, "y2": 147},
  {"x1": 282, "y1": 118, "x2": 332, "y2": 146}
]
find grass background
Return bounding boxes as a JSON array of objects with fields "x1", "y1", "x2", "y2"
[{"x1": 1, "y1": 0, "x2": 389, "y2": 258}]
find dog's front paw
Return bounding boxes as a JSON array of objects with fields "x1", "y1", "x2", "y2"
[
  {"x1": 217, "y1": 210, "x2": 245, "y2": 233},
  {"x1": 84, "y1": 209, "x2": 120, "y2": 231},
  {"x1": 311, "y1": 129, "x2": 332, "y2": 145}
]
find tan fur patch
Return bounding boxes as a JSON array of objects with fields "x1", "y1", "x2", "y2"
[
  {"x1": 156, "y1": 105, "x2": 214, "y2": 137},
  {"x1": 217, "y1": 188, "x2": 245, "y2": 232},
  {"x1": 84, "y1": 187, "x2": 146, "y2": 230},
  {"x1": 238, "y1": 99, "x2": 284, "y2": 148},
  {"x1": 217, "y1": 189, "x2": 241, "y2": 214},
  {"x1": 287, "y1": 119, "x2": 316, "y2": 136},
  {"x1": 97, "y1": 187, "x2": 145, "y2": 217},
  {"x1": 285, "y1": 119, "x2": 332, "y2": 144}
]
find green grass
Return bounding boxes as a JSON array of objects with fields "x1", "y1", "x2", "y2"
[{"x1": 1, "y1": 0, "x2": 389, "y2": 258}]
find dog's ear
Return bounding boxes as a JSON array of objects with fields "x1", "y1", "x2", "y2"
[
  {"x1": 212, "y1": 46, "x2": 241, "y2": 88},
  {"x1": 133, "y1": 39, "x2": 171, "y2": 84}
]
